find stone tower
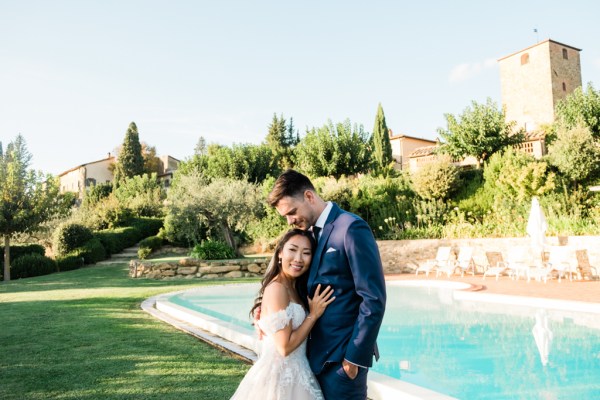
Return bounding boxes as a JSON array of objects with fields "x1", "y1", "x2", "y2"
[{"x1": 498, "y1": 39, "x2": 582, "y2": 132}]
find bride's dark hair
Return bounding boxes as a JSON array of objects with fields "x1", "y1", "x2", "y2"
[{"x1": 250, "y1": 228, "x2": 316, "y2": 318}]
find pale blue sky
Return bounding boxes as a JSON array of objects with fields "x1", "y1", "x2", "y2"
[{"x1": 2, "y1": 0, "x2": 599, "y2": 174}]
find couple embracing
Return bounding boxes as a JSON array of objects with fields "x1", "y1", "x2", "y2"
[{"x1": 231, "y1": 170, "x2": 386, "y2": 400}]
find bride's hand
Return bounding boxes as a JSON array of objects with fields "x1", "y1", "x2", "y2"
[{"x1": 307, "y1": 284, "x2": 335, "y2": 320}]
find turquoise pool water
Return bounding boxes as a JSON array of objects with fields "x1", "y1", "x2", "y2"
[{"x1": 167, "y1": 283, "x2": 600, "y2": 400}]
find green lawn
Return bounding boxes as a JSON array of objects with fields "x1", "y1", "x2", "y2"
[{"x1": 0, "y1": 262, "x2": 252, "y2": 400}]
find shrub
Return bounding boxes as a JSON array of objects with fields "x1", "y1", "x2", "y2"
[
  {"x1": 348, "y1": 174, "x2": 416, "y2": 238},
  {"x1": 547, "y1": 123, "x2": 600, "y2": 184},
  {"x1": 190, "y1": 240, "x2": 236, "y2": 260},
  {"x1": 313, "y1": 176, "x2": 354, "y2": 211},
  {"x1": 113, "y1": 173, "x2": 165, "y2": 217},
  {"x1": 69, "y1": 238, "x2": 107, "y2": 265},
  {"x1": 137, "y1": 235, "x2": 163, "y2": 259},
  {"x1": 93, "y1": 230, "x2": 120, "y2": 256},
  {"x1": 130, "y1": 217, "x2": 163, "y2": 239},
  {"x1": 10, "y1": 253, "x2": 57, "y2": 279},
  {"x1": 56, "y1": 255, "x2": 85, "y2": 271},
  {"x1": 82, "y1": 182, "x2": 113, "y2": 208},
  {"x1": 95, "y1": 226, "x2": 145, "y2": 254},
  {"x1": 53, "y1": 223, "x2": 94, "y2": 256},
  {"x1": 411, "y1": 155, "x2": 461, "y2": 200},
  {"x1": 117, "y1": 226, "x2": 144, "y2": 248},
  {"x1": 484, "y1": 147, "x2": 556, "y2": 203},
  {"x1": 137, "y1": 247, "x2": 153, "y2": 259}
]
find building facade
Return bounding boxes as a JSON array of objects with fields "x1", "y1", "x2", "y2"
[
  {"x1": 59, "y1": 155, "x2": 115, "y2": 196},
  {"x1": 498, "y1": 39, "x2": 582, "y2": 133},
  {"x1": 389, "y1": 131, "x2": 437, "y2": 170},
  {"x1": 59, "y1": 154, "x2": 179, "y2": 197}
]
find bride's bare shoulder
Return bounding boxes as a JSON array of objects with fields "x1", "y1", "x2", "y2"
[{"x1": 263, "y1": 281, "x2": 290, "y2": 312}]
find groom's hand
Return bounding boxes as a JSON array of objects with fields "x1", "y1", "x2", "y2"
[{"x1": 342, "y1": 359, "x2": 358, "y2": 380}]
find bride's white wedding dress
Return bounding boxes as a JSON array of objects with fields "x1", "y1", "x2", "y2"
[{"x1": 231, "y1": 302, "x2": 324, "y2": 400}]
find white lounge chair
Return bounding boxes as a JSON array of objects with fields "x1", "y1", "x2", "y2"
[
  {"x1": 415, "y1": 246, "x2": 452, "y2": 277},
  {"x1": 545, "y1": 246, "x2": 576, "y2": 282},
  {"x1": 483, "y1": 251, "x2": 508, "y2": 281},
  {"x1": 505, "y1": 246, "x2": 531, "y2": 280},
  {"x1": 454, "y1": 246, "x2": 476, "y2": 277}
]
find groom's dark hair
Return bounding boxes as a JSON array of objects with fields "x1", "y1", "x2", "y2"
[{"x1": 268, "y1": 169, "x2": 316, "y2": 207}]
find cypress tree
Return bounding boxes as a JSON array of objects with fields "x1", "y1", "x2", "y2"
[
  {"x1": 372, "y1": 103, "x2": 393, "y2": 174},
  {"x1": 114, "y1": 122, "x2": 144, "y2": 184}
]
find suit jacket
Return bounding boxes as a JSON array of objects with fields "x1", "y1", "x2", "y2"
[{"x1": 304, "y1": 203, "x2": 386, "y2": 374}]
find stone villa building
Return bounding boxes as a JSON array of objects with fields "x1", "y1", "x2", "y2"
[
  {"x1": 59, "y1": 154, "x2": 179, "y2": 198},
  {"x1": 389, "y1": 131, "x2": 437, "y2": 170},
  {"x1": 404, "y1": 38, "x2": 583, "y2": 171}
]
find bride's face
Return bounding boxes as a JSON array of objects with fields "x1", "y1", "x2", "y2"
[{"x1": 279, "y1": 234, "x2": 312, "y2": 280}]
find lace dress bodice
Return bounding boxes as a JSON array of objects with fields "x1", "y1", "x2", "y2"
[
  {"x1": 230, "y1": 302, "x2": 323, "y2": 400},
  {"x1": 257, "y1": 302, "x2": 308, "y2": 358}
]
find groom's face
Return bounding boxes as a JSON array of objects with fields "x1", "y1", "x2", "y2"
[{"x1": 275, "y1": 191, "x2": 318, "y2": 230}]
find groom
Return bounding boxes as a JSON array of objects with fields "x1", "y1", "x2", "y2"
[{"x1": 268, "y1": 170, "x2": 386, "y2": 400}]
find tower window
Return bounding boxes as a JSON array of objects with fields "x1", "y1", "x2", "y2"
[
  {"x1": 521, "y1": 53, "x2": 529, "y2": 65},
  {"x1": 562, "y1": 82, "x2": 567, "y2": 91},
  {"x1": 562, "y1": 48, "x2": 568, "y2": 59}
]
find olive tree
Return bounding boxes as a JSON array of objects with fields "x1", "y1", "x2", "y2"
[
  {"x1": 165, "y1": 173, "x2": 263, "y2": 252},
  {"x1": 437, "y1": 98, "x2": 523, "y2": 168}
]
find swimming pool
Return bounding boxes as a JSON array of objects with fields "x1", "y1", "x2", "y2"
[{"x1": 157, "y1": 282, "x2": 600, "y2": 399}]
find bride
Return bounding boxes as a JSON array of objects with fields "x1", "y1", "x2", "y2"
[{"x1": 231, "y1": 229, "x2": 335, "y2": 400}]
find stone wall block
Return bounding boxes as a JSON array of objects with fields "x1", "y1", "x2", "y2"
[
  {"x1": 178, "y1": 266, "x2": 198, "y2": 275},
  {"x1": 199, "y1": 265, "x2": 241, "y2": 274},
  {"x1": 179, "y1": 258, "x2": 200, "y2": 267},
  {"x1": 224, "y1": 271, "x2": 244, "y2": 278},
  {"x1": 247, "y1": 263, "x2": 262, "y2": 273}
]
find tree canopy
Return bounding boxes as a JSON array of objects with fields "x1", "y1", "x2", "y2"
[
  {"x1": 371, "y1": 103, "x2": 393, "y2": 175},
  {"x1": 265, "y1": 113, "x2": 297, "y2": 172},
  {"x1": 554, "y1": 83, "x2": 600, "y2": 140},
  {"x1": 113, "y1": 122, "x2": 144, "y2": 184},
  {"x1": 0, "y1": 135, "x2": 65, "y2": 280},
  {"x1": 294, "y1": 119, "x2": 371, "y2": 178},
  {"x1": 437, "y1": 98, "x2": 523, "y2": 168},
  {"x1": 547, "y1": 123, "x2": 600, "y2": 185},
  {"x1": 165, "y1": 174, "x2": 262, "y2": 252}
]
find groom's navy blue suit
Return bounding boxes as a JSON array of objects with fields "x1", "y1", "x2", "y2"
[{"x1": 304, "y1": 203, "x2": 386, "y2": 399}]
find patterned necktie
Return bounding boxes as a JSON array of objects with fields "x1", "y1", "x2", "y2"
[{"x1": 312, "y1": 226, "x2": 321, "y2": 244}]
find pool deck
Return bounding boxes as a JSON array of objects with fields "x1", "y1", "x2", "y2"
[{"x1": 387, "y1": 273, "x2": 600, "y2": 303}]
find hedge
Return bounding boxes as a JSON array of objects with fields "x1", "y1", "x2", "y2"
[
  {"x1": 69, "y1": 238, "x2": 107, "y2": 265},
  {"x1": 130, "y1": 217, "x2": 164, "y2": 239},
  {"x1": 56, "y1": 255, "x2": 85, "y2": 272},
  {"x1": 0, "y1": 244, "x2": 46, "y2": 261},
  {"x1": 10, "y1": 253, "x2": 57, "y2": 279}
]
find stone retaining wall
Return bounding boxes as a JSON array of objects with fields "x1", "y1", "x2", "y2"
[
  {"x1": 129, "y1": 257, "x2": 270, "y2": 279},
  {"x1": 131, "y1": 235, "x2": 599, "y2": 279}
]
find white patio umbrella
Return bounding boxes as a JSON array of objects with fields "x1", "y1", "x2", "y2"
[
  {"x1": 526, "y1": 196, "x2": 547, "y2": 254},
  {"x1": 532, "y1": 310, "x2": 553, "y2": 366}
]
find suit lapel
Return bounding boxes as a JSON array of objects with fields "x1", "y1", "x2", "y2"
[{"x1": 308, "y1": 203, "x2": 341, "y2": 289}]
